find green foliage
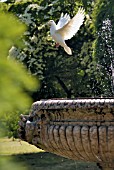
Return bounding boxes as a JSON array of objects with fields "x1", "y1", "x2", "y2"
[
  {"x1": 2, "y1": 111, "x2": 28, "y2": 138},
  {"x1": 0, "y1": 2, "x2": 9, "y2": 12}
]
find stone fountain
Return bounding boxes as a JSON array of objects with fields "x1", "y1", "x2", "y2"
[{"x1": 18, "y1": 98, "x2": 114, "y2": 170}]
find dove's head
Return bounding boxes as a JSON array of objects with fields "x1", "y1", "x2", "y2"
[{"x1": 48, "y1": 20, "x2": 55, "y2": 27}]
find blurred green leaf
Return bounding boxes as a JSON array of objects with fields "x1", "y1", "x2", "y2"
[
  {"x1": 0, "y1": 13, "x2": 26, "y2": 57},
  {"x1": 0, "y1": 157, "x2": 27, "y2": 170},
  {"x1": 0, "y1": 10, "x2": 39, "y2": 170}
]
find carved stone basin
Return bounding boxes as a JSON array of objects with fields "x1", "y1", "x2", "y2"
[{"x1": 18, "y1": 99, "x2": 114, "y2": 170}]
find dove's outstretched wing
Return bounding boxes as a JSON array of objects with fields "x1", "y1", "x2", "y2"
[
  {"x1": 56, "y1": 13, "x2": 70, "y2": 29},
  {"x1": 56, "y1": 8, "x2": 85, "y2": 40}
]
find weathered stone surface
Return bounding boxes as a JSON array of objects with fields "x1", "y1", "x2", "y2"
[{"x1": 18, "y1": 99, "x2": 114, "y2": 170}]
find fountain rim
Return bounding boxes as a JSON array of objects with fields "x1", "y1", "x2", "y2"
[{"x1": 31, "y1": 98, "x2": 114, "y2": 110}]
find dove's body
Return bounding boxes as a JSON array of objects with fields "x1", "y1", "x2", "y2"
[
  {"x1": 50, "y1": 21, "x2": 72, "y2": 55},
  {"x1": 48, "y1": 8, "x2": 85, "y2": 55}
]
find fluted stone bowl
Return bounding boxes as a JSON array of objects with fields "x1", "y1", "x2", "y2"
[{"x1": 18, "y1": 99, "x2": 114, "y2": 170}]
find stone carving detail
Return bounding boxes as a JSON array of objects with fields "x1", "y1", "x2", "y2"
[{"x1": 18, "y1": 99, "x2": 114, "y2": 170}]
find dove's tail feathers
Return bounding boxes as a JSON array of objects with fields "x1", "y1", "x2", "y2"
[{"x1": 64, "y1": 46, "x2": 72, "y2": 55}]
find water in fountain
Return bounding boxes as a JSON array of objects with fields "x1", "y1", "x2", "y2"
[{"x1": 97, "y1": 18, "x2": 114, "y2": 96}]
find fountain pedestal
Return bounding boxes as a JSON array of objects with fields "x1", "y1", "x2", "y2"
[{"x1": 18, "y1": 99, "x2": 114, "y2": 170}]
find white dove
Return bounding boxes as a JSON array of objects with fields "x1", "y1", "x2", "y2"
[{"x1": 48, "y1": 8, "x2": 85, "y2": 55}]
